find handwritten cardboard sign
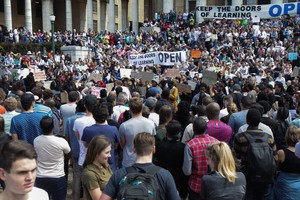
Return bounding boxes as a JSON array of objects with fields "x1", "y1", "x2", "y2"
[
  {"x1": 202, "y1": 70, "x2": 217, "y2": 86},
  {"x1": 165, "y1": 69, "x2": 180, "y2": 78},
  {"x1": 177, "y1": 83, "x2": 192, "y2": 93}
]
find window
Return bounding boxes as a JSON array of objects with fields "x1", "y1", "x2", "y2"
[
  {"x1": 0, "y1": 0, "x2": 4, "y2": 12},
  {"x1": 93, "y1": 0, "x2": 97, "y2": 13},
  {"x1": 17, "y1": 0, "x2": 25, "y2": 15},
  {"x1": 93, "y1": 20, "x2": 98, "y2": 31},
  {"x1": 115, "y1": 4, "x2": 118, "y2": 17},
  {"x1": 35, "y1": 1, "x2": 42, "y2": 18}
]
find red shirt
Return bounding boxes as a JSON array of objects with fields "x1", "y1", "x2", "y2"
[
  {"x1": 187, "y1": 134, "x2": 219, "y2": 193},
  {"x1": 207, "y1": 120, "x2": 232, "y2": 144}
]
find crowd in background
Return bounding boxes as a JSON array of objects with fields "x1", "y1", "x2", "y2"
[{"x1": 1, "y1": 9, "x2": 300, "y2": 200}]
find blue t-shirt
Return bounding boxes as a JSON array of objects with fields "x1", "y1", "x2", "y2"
[
  {"x1": 81, "y1": 124, "x2": 120, "y2": 171},
  {"x1": 10, "y1": 112, "x2": 45, "y2": 145},
  {"x1": 65, "y1": 112, "x2": 86, "y2": 159}
]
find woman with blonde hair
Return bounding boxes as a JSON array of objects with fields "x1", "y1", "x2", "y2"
[
  {"x1": 273, "y1": 126, "x2": 300, "y2": 199},
  {"x1": 200, "y1": 142, "x2": 246, "y2": 200},
  {"x1": 82, "y1": 135, "x2": 112, "y2": 200}
]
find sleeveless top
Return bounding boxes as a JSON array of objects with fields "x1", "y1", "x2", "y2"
[{"x1": 280, "y1": 148, "x2": 300, "y2": 173}]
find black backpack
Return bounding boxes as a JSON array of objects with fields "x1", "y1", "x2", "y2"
[
  {"x1": 243, "y1": 132, "x2": 276, "y2": 185},
  {"x1": 117, "y1": 165, "x2": 160, "y2": 200}
]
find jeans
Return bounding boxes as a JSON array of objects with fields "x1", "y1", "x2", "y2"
[
  {"x1": 35, "y1": 176, "x2": 67, "y2": 200},
  {"x1": 72, "y1": 158, "x2": 81, "y2": 200}
]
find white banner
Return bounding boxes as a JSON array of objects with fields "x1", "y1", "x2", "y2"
[
  {"x1": 196, "y1": 3, "x2": 300, "y2": 19},
  {"x1": 128, "y1": 51, "x2": 186, "y2": 67}
]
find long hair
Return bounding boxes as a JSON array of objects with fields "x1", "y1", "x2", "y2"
[
  {"x1": 83, "y1": 135, "x2": 111, "y2": 168},
  {"x1": 206, "y1": 142, "x2": 237, "y2": 183}
]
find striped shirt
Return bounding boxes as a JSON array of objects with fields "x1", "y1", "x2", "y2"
[{"x1": 207, "y1": 120, "x2": 232, "y2": 144}]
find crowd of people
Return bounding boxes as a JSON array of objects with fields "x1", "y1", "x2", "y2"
[{"x1": 1, "y1": 9, "x2": 300, "y2": 200}]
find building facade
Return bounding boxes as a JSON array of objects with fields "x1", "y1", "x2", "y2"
[{"x1": 0, "y1": 0, "x2": 293, "y2": 34}]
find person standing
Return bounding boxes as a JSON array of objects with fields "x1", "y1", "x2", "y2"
[
  {"x1": 81, "y1": 104, "x2": 120, "y2": 172},
  {"x1": 60, "y1": 91, "x2": 79, "y2": 136},
  {"x1": 0, "y1": 140, "x2": 49, "y2": 200},
  {"x1": 82, "y1": 135, "x2": 113, "y2": 200},
  {"x1": 201, "y1": 142, "x2": 246, "y2": 200},
  {"x1": 119, "y1": 97, "x2": 156, "y2": 167},
  {"x1": 183, "y1": 117, "x2": 219, "y2": 200},
  {"x1": 65, "y1": 99, "x2": 86, "y2": 200},
  {"x1": 11, "y1": 93, "x2": 44, "y2": 145},
  {"x1": 73, "y1": 94, "x2": 97, "y2": 168},
  {"x1": 34, "y1": 116, "x2": 70, "y2": 200},
  {"x1": 100, "y1": 132, "x2": 180, "y2": 200},
  {"x1": 206, "y1": 102, "x2": 232, "y2": 143}
]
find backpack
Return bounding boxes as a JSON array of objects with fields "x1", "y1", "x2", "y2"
[
  {"x1": 117, "y1": 165, "x2": 160, "y2": 200},
  {"x1": 243, "y1": 132, "x2": 276, "y2": 185}
]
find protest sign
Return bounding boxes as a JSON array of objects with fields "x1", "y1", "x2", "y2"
[
  {"x1": 165, "y1": 69, "x2": 180, "y2": 78},
  {"x1": 188, "y1": 80, "x2": 197, "y2": 91},
  {"x1": 88, "y1": 73, "x2": 102, "y2": 82},
  {"x1": 120, "y1": 68, "x2": 132, "y2": 78},
  {"x1": 139, "y1": 87, "x2": 147, "y2": 96},
  {"x1": 128, "y1": 51, "x2": 186, "y2": 67},
  {"x1": 191, "y1": 49, "x2": 201, "y2": 58},
  {"x1": 60, "y1": 92, "x2": 68, "y2": 104},
  {"x1": 288, "y1": 53, "x2": 298, "y2": 61},
  {"x1": 292, "y1": 67, "x2": 300, "y2": 77},
  {"x1": 177, "y1": 83, "x2": 192, "y2": 94},
  {"x1": 91, "y1": 86, "x2": 105, "y2": 98},
  {"x1": 140, "y1": 72, "x2": 154, "y2": 83},
  {"x1": 196, "y1": 3, "x2": 300, "y2": 19},
  {"x1": 106, "y1": 83, "x2": 114, "y2": 93},
  {"x1": 34, "y1": 71, "x2": 46, "y2": 81},
  {"x1": 128, "y1": 52, "x2": 156, "y2": 67},
  {"x1": 202, "y1": 70, "x2": 218, "y2": 86}
]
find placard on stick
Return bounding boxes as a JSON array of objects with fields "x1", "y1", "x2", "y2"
[
  {"x1": 202, "y1": 70, "x2": 217, "y2": 86},
  {"x1": 177, "y1": 83, "x2": 192, "y2": 94},
  {"x1": 165, "y1": 69, "x2": 180, "y2": 78},
  {"x1": 88, "y1": 73, "x2": 103, "y2": 82}
]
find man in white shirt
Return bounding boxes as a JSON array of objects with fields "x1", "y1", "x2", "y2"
[
  {"x1": 73, "y1": 94, "x2": 96, "y2": 168},
  {"x1": 0, "y1": 140, "x2": 49, "y2": 200}
]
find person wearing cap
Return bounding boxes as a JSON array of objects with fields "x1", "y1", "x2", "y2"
[
  {"x1": 31, "y1": 87, "x2": 52, "y2": 117},
  {"x1": 0, "y1": 96, "x2": 20, "y2": 136},
  {"x1": 149, "y1": 78, "x2": 162, "y2": 95},
  {"x1": 145, "y1": 97, "x2": 159, "y2": 127},
  {"x1": 10, "y1": 92, "x2": 45, "y2": 145}
]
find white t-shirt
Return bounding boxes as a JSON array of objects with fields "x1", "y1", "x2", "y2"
[
  {"x1": 34, "y1": 135, "x2": 70, "y2": 178},
  {"x1": 148, "y1": 113, "x2": 159, "y2": 127},
  {"x1": 28, "y1": 187, "x2": 49, "y2": 200},
  {"x1": 237, "y1": 123, "x2": 274, "y2": 138},
  {"x1": 73, "y1": 116, "x2": 96, "y2": 166}
]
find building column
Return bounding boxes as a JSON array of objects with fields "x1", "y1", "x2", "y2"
[
  {"x1": 42, "y1": 0, "x2": 53, "y2": 32},
  {"x1": 4, "y1": 0, "x2": 12, "y2": 31},
  {"x1": 247, "y1": 0, "x2": 257, "y2": 5},
  {"x1": 86, "y1": 0, "x2": 93, "y2": 31},
  {"x1": 132, "y1": 0, "x2": 138, "y2": 33},
  {"x1": 100, "y1": 0, "x2": 107, "y2": 31},
  {"x1": 196, "y1": 0, "x2": 206, "y2": 23},
  {"x1": 121, "y1": 0, "x2": 129, "y2": 31},
  {"x1": 231, "y1": 0, "x2": 243, "y2": 6},
  {"x1": 79, "y1": 1, "x2": 86, "y2": 31},
  {"x1": 163, "y1": 0, "x2": 173, "y2": 13},
  {"x1": 66, "y1": 0, "x2": 72, "y2": 31},
  {"x1": 185, "y1": 0, "x2": 189, "y2": 13},
  {"x1": 271, "y1": 0, "x2": 283, "y2": 3},
  {"x1": 107, "y1": 0, "x2": 115, "y2": 32},
  {"x1": 25, "y1": 0, "x2": 33, "y2": 33}
]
